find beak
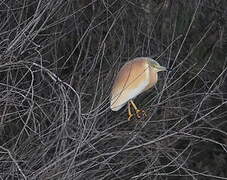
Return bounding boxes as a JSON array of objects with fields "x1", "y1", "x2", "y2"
[{"x1": 157, "y1": 65, "x2": 167, "y2": 72}]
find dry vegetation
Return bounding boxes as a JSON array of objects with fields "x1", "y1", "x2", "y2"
[{"x1": 0, "y1": 0, "x2": 227, "y2": 179}]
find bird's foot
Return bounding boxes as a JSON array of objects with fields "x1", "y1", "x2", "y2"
[
  {"x1": 128, "y1": 113, "x2": 134, "y2": 121},
  {"x1": 135, "y1": 109, "x2": 147, "y2": 119},
  {"x1": 128, "y1": 109, "x2": 147, "y2": 120}
]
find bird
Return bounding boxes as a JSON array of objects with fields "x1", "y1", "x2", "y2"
[{"x1": 110, "y1": 57, "x2": 167, "y2": 120}]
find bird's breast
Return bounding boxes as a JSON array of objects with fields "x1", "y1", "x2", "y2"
[{"x1": 143, "y1": 68, "x2": 158, "y2": 91}]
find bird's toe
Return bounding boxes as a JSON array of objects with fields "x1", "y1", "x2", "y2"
[{"x1": 136, "y1": 109, "x2": 146, "y2": 119}]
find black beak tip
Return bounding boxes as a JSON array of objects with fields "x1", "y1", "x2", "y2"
[{"x1": 166, "y1": 68, "x2": 172, "y2": 72}]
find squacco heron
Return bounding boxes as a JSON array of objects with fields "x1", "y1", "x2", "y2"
[{"x1": 110, "y1": 57, "x2": 167, "y2": 120}]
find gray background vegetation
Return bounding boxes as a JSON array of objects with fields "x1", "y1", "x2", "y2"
[{"x1": 0, "y1": 0, "x2": 227, "y2": 179}]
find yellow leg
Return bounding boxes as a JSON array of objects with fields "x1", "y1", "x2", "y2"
[
  {"x1": 130, "y1": 100, "x2": 146, "y2": 118},
  {"x1": 128, "y1": 102, "x2": 133, "y2": 121}
]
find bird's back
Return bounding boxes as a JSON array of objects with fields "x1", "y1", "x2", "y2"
[{"x1": 110, "y1": 58, "x2": 153, "y2": 111}]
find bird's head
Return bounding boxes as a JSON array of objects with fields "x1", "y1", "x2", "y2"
[{"x1": 147, "y1": 58, "x2": 167, "y2": 72}]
